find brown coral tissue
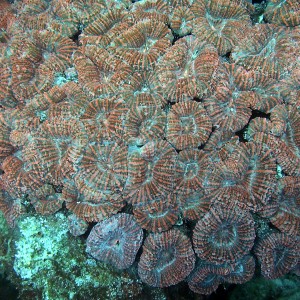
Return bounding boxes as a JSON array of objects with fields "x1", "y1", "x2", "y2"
[{"x1": 1, "y1": 0, "x2": 300, "y2": 297}]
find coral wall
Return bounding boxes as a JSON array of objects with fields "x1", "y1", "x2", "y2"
[{"x1": 0, "y1": 0, "x2": 299, "y2": 298}]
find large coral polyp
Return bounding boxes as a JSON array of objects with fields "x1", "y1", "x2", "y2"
[
  {"x1": 193, "y1": 204, "x2": 256, "y2": 264},
  {"x1": 86, "y1": 213, "x2": 143, "y2": 269},
  {"x1": 156, "y1": 35, "x2": 220, "y2": 101},
  {"x1": 23, "y1": 116, "x2": 88, "y2": 185},
  {"x1": 191, "y1": 0, "x2": 253, "y2": 55},
  {"x1": 138, "y1": 229, "x2": 196, "y2": 287}
]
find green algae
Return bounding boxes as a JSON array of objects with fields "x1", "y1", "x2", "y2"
[
  {"x1": 229, "y1": 275, "x2": 300, "y2": 300},
  {"x1": 1, "y1": 212, "x2": 143, "y2": 300},
  {"x1": 0, "y1": 211, "x2": 12, "y2": 277}
]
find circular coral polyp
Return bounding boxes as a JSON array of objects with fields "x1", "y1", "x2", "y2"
[
  {"x1": 86, "y1": 213, "x2": 143, "y2": 269},
  {"x1": 138, "y1": 229, "x2": 195, "y2": 287},
  {"x1": 133, "y1": 194, "x2": 178, "y2": 232},
  {"x1": 255, "y1": 233, "x2": 299, "y2": 279},
  {"x1": 193, "y1": 204, "x2": 256, "y2": 264},
  {"x1": 166, "y1": 101, "x2": 212, "y2": 150}
]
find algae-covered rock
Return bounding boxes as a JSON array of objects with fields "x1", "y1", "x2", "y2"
[
  {"x1": 0, "y1": 210, "x2": 11, "y2": 276},
  {"x1": 229, "y1": 275, "x2": 300, "y2": 300},
  {"x1": 10, "y1": 212, "x2": 143, "y2": 300}
]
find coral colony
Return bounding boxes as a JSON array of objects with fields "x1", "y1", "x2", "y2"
[{"x1": 0, "y1": 0, "x2": 299, "y2": 298}]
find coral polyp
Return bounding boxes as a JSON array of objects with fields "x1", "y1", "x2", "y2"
[
  {"x1": 193, "y1": 204, "x2": 256, "y2": 264},
  {"x1": 86, "y1": 213, "x2": 143, "y2": 269},
  {"x1": 138, "y1": 229, "x2": 195, "y2": 287}
]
